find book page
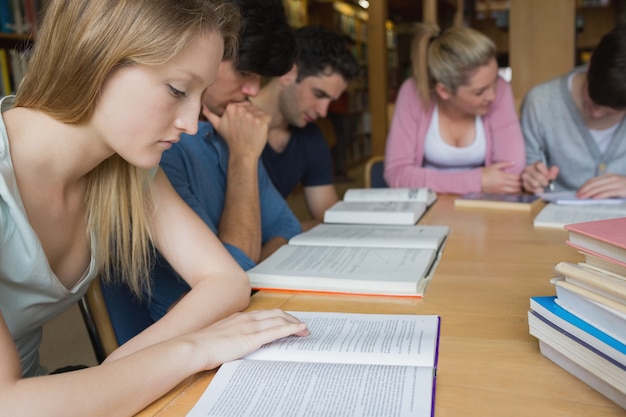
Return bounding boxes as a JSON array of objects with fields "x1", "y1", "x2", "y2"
[
  {"x1": 288, "y1": 224, "x2": 449, "y2": 250},
  {"x1": 328, "y1": 201, "x2": 424, "y2": 213},
  {"x1": 344, "y1": 188, "x2": 432, "y2": 203},
  {"x1": 187, "y1": 360, "x2": 435, "y2": 417},
  {"x1": 324, "y1": 201, "x2": 425, "y2": 226},
  {"x1": 246, "y1": 312, "x2": 440, "y2": 367},
  {"x1": 186, "y1": 312, "x2": 439, "y2": 417},
  {"x1": 533, "y1": 203, "x2": 626, "y2": 229},
  {"x1": 247, "y1": 245, "x2": 437, "y2": 294},
  {"x1": 540, "y1": 191, "x2": 626, "y2": 205}
]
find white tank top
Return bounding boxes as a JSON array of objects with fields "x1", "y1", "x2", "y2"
[{"x1": 423, "y1": 105, "x2": 486, "y2": 171}]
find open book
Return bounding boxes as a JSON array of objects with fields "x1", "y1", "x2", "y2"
[
  {"x1": 186, "y1": 311, "x2": 441, "y2": 417},
  {"x1": 247, "y1": 224, "x2": 449, "y2": 297},
  {"x1": 533, "y1": 203, "x2": 626, "y2": 229},
  {"x1": 289, "y1": 223, "x2": 450, "y2": 249},
  {"x1": 324, "y1": 188, "x2": 437, "y2": 225}
]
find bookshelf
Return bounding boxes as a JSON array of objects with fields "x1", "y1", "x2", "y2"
[
  {"x1": 386, "y1": 20, "x2": 399, "y2": 103},
  {"x1": 282, "y1": 0, "x2": 308, "y2": 28},
  {"x1": 308, "y1": 1, "x2": 397, "y2": 168},
  {"x1": 0, "y1": 0, "x2": 45, "y2": 96},
  {"x1": 469, "y1": 0, "x2": 618, "y2": 110}
]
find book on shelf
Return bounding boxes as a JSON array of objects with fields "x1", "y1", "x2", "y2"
[
  {"x1": 527, "y1": 309, "x2": 626, "y2": 408},
  {"x1": 0, "y1": 0, "x2": 13, "y2": 33},
  {"x1": 532, "y1": 203, "x2": 626, "y2": 229},
  {"x1": 454, "y1": 192, "x2": 541, "y2": 211},
  {"x1": 552, "y1": 278, "x2": 626, "y2": 345},
  {"x1": 324, "y1": 188, "x2": 437, "y2": 226},
  {"x1": 565, "y1": 217, "x2": 626, "y2": 265},
  {"x1": 185, "y1": 311, "x2": 441, "y2": 417},
  {"x1": 0, "y1": 48, "x2": 10, "y2": 95}
]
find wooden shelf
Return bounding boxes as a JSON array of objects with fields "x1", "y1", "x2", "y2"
[{"x1": 0, "y1": 33, "x2": 34, "y2": 51}]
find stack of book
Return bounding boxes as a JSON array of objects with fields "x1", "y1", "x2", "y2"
[
  {"x1": 528, "y1": 217, "x2": 626, "y2": 408},
  {"x1": 247, "y1": 223, "x2": 449, "y2": 297}
]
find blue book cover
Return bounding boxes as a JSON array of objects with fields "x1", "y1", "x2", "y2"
[
  {"x1": 0, "y1": 0, "x2": 13, "y2": 33},
  {"x1": 530, "y1": 296, "x2": 626, "y2": 361}
]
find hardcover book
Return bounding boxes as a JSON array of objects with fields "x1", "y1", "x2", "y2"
[{"x1": 565, "y1": 217, "x2": 626, "y2": 264}]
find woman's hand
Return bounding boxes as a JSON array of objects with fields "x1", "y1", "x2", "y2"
[
  {"x1": 192, "y1": 309, "x2": 309, "y2": 371},
  {"x1": 481, "y1": 162, "x2": 522, "y2": 194},
  {"x1": 521, "y1": 161, "x2": 559, "y2": 194},
  {"x1": 577, "y1": 173, "x2": 626, "y2": 199}
]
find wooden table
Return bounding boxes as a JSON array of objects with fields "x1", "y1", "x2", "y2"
[{"x1": 135, "y1": 195, "x2": 625, "y2": 416}]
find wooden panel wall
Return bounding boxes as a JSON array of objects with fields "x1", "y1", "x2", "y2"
[{"x1": 509, "y1": 0, "x2": 576, "y2": 111}]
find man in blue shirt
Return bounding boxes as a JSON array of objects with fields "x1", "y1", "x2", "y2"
[
  {"x1": 252, "y1": 26, "x2": 361, "y2": 231},
  {"x1": 148, "y1": 0, "x2": 300, "y2": 321}
]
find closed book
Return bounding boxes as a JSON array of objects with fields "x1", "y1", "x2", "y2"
[
  {"x1": 530, "y1": 296, "x2": 626, "y2": 364},
  {"x1": 0, "y1": 0, "x2": 13, "y2": 33},
  {"x1": 552, "y1": 278, "x2": 626, "y2": 345},
  {"x1": 579, "y1": 252, "x2": 626, "y2": 280},
  {"x1": 0, "y1": 48, "x2": 10, "y2": 95},
  {"x1": 554, "y1": 262, "x2": 626, "y2": 304},
  {"x1": 565, "y1": 217, "x2": 626, "y2": 264},
  {"x1": 528, "y1": 310, "x2": 626, "y2": 407},
  {"x1": 537, "y1": 342, "x2": 626, "y2": 409}
]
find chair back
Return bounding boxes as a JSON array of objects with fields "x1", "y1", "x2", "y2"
[
  {"x1": 364, "y1": 155, "x2": 388, "y2": 188},
  {"x1": 80, "y1": 278, "x2": 153, "y2": 362}
]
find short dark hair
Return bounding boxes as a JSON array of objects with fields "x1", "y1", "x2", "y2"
[
  {"x1": 232, "y1": 0, "x2": 296, "y2": 77},
  {"x1": 587, "y1": 25, "x2": 626, "y2": 109},
  {"x1": 293, "y1": 25, "x2": 361, "y2": 83}
]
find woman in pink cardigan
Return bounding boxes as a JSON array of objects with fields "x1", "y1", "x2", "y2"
[{"x1": 384, "y1": 23, "x2": 525, "y2": 195}]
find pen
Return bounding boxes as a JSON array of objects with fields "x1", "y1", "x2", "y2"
[{"x1": 538, "y1": 147, "x2": 554, "y2": 192}]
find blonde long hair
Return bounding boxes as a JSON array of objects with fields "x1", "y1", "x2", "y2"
[
  {"x1": 15, "y1": 0, "x2": 240, "y2": 295},
  {"x1": 411, "y1": 23, "x2": 496, "y2": 107}
]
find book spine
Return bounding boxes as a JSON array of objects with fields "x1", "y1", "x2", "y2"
[
  {"x1": 22, "y1": 0, "x2": 37, "y2": 34},
  {"x1": 0, "y1": 0, "x2": 13, "y2": 33},
  {"x1": 9, "y1": 0, "x2": 24, "y2": 34},
  {"x1": 555, "y1": 279, "x2": 626, "y2": 314},
  {"x1": 0, "y1": 49, "x2": 11, "y2": 95},
  {"x1": 555, "y1": 262, "x2": 626, "y2": 299}
]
